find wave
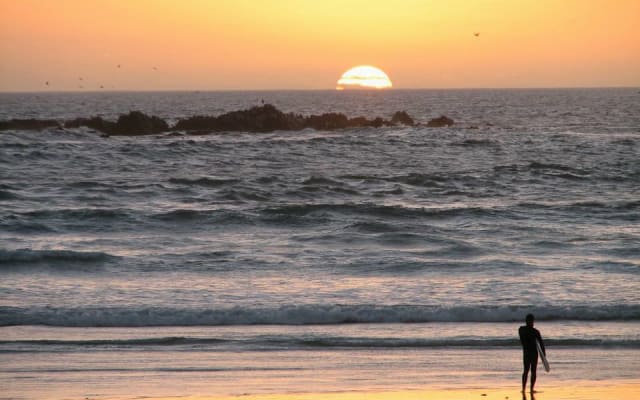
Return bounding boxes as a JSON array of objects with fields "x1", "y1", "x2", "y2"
[
  {"x1": 1, "y1": 304, "x2": 638, "y2": 327},
  {"x1": 338, "y1": 173, "x2": 465, "y2": 189},
  {"x1": 0, "y1": 249, "x2": 116, "y2": 266},
  {"x1": 385, "y1": 173, "x2": 449, "y2": 187},
  {"x1": 527, "y1": 161, "x2": 585, "y2": 173},
  {"x1": 4, "y1": 207, "x2": 251, "y2": 230},
  {"x1": 151, "y1": 209, "x2": 251, "y2": 224},
  {"x1": 0, "y1": 189, "x2": 19, "y2": 200},
  {"x1": 0, "y1": 337, "x2": 227, "y2": 347},
  {"x1": 260, "y1": 203, "x2": 499, "y2": 221},
  {"x1": 218, "y1": 189, "x2": 273, "y2": 202},
  {"x1": 66, "y1": 180, "x2": 113, "y2": 189},
  {"x1": 347, "y1": 221, "x2": 403, "y2": 233},
  {"x1": 515, "y1": 200, "x2": 640, "y2": 213},
  {"x1": 492, "y1": 162, "x2": 593, "y2": 180},
  {"x1": 302, "y1": 176, "x2": 345, "y2": 186},
  {"x1": 2, "y1": 336, "x2": 639, "y2": 350},
  {"x1": 169, "y1": 177, "x2": 239, "y2": 187},
  {"x1": 15, "y1": 208, "x2": 131, "y2": 221},
  {"x1": 450, "y1": 138, "x2": 500, "y2": 147}
]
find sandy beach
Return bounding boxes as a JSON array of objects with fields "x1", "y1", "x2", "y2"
[{"x1": 106, "y1": 382, "x2": 640, "y2": 400}]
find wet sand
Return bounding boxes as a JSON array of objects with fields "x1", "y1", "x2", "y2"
[{"x1": 110, "y1": 382, "x2": 640, "y2": 400}]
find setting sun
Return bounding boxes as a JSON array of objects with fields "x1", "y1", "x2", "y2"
[{"x1": 336, "y1": 65, "x2": 392, "y2": 90}]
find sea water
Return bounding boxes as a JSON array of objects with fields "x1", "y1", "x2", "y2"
[{"x1": 1, "y1": 89, "x2": 639, "y2": 399}]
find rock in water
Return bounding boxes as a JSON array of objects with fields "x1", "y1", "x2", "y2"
[
  {"x1": 64, "y1": 116, "x2": 115, "y2": 133},
  {"x1": 2, "y1": 104, "x2": 422, "y2": 135},
  {"x1": 113, "y1": 111, "x2": 169, "y2": 135},
  {"x1": 426, "y1": 115, "x2": 454, "y2": 127},
  {"x1": 391, "y1": 111, "x2": 414, "y2": 126},
  {"x1": 0, "y1": 118, "x2": 60, "y2": 131}
]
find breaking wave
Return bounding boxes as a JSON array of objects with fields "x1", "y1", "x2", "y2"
[{"x1": 1, "y1": 304, "x2": 638, "y2": 327}]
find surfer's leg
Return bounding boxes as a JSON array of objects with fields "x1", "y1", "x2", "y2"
[
  {"x1": 522, "y1": 357, "x2": 530, "y2": 392},
  {"x1": 530, "y1": 356, "x2": 538, "y2": 392}
]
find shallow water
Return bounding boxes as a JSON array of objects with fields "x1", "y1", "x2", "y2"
[{"x1": 2, "y1": 323, "x2": 640, "y2": 398}]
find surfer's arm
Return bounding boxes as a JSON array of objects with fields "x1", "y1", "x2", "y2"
[{"x1": 518, "y1": 326, "x2": 525, "y2": 345}]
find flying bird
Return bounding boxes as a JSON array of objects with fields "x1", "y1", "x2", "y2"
[
  {"x1": 45, "y1": 81, "x2": 49, "y2": 86},
  {"x1": 474, "y1": 32, "x2": 480, "y2": 37}
]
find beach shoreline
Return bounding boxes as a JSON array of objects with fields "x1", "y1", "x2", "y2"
[{"x1": 103, "y1": 381, "x2": 640, "y2": 400}]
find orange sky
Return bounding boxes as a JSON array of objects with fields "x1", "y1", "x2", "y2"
[{"x1": 1, "y1": 0, "x2": 639, "y2": 91}]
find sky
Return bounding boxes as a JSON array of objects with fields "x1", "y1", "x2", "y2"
[{"x1": 1, "y1": 0, "x2": 639, "y2": 91}]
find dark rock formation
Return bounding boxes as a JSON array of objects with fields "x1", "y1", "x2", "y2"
[
  {"x1": 368, "y1": 117, "x2": 388, "y2": 128},
  {"x1": 64, "y1": 116, "x2": 115, "y2": 132},
  {"x1": 175, "y1": 104, "x2": 400, "y2": 133},
  {"x1": 64, "y1": 112, "x2": 168, "y2": 135},
  {"x1": 391, "y1": 111, "x2": 414, "y2": 126},
  {"x1": 175, "y1": 104, "x2": 302, "y2": 133},
  {"x1": 2, "y1": 104, "x2": 435, "y2": 136},
  {"x1": 0, "y1": 118, "x2": 60, "y2": 131},
  {"x1": 347, "y1": 117, "x2": 369, "y2": 127},
  {"x1": 426, "y1": 115, "x2": 454, "y2": 127},
  {"x1": 112, "y1": 111, "x2": 168, "y2": 135},
  {"x1": 305, "y1": 112, "x2": 350, "y2": 130}
]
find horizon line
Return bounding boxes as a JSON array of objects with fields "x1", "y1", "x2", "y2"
[{"x1": 1, "y1": 85, "x2": 639, "y2": 94}]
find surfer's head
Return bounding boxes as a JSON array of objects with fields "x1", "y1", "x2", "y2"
[{"x1": 525, "y1": 313, "x2": 535, "y2": 326}]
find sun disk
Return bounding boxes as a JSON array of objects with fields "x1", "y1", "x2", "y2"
[{"x1": 336, "y1": 65, "x2": 392, "y2": 90}]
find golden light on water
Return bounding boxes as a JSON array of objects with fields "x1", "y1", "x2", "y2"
[{"x1": 336, "y1": 65, "x2": 392, "y2": 90}]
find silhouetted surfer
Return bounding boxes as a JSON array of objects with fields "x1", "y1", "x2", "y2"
[{"x1": 519, "y1": 313, "x2": 545, "y2": 393}]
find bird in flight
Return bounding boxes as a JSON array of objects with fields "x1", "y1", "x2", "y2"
[{"x1": 474, "y1": 32, "x2": 480, "y2": 37}]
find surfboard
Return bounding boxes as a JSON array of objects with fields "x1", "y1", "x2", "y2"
[{"x1": 536, "y1": 339, "x2": 550, "y2": 372}]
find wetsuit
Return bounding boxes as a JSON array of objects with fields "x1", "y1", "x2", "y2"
[{"x1": 519, "y1": 325, "x2": 545, "y2": 390}]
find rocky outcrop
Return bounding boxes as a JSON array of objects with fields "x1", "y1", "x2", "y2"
[
  {"x1": 64, "y1": 111, "x2": 168, "y2": 135},
  {"x1": 64, "y1": 116, "x2": 115, "y2": 132},
  {"x1": 2, "y1": 105, "x2": 456, "y2": 135},
  {"x1": 175, "y1": 104, "x2": 305, "y2": 133},
  {"x1": 0, "y1": 118, "x2": 60, "y2": 131},
  {"x1": 426, "y1": 115, "x2": 454, "y2": 127},
  {"x1": 305, "y1": 112, "x2": 350, "y2": 130},
  {"x1": 175, "y1": 105, "x2": 404, "y2": 133},
  {"x1": 391, "y1": 111, "x2": 414, "y2": 126},
  {"x1": 112, "y1": 111, "x2": 169, "y2": 135}
]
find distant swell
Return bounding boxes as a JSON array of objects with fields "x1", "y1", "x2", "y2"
[
  {"x1": 169, "y1": 177, "x2": 239, "y2": 187},
  {"x1": 1, "y1": 304, "x2": 638, "y2": 327},
  {"x1": 0, "y1": 249, "x2": 116, "y2": 265},
  {"x1": 261, "y1": 203, "x2": 498, "y2": 220},
  {"x1": 0, "y1": 189, "x2": 20, "y2": 200},
  {"x1": 16, "y1": 208, "x2": 130, "y2": 221}
]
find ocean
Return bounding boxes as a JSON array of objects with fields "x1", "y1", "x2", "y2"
[{"x1": 1, "y1": 88, "x2": 639, "y2": 399}]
